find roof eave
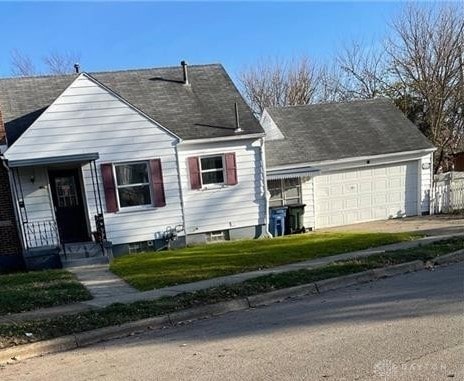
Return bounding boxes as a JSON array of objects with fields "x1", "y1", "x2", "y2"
[
  {"x1": 267, "y1": 147, "x2": 437, "y2": 172},
  {"x1": 179, "y1": 132, "x2": 265, "y2": 145}
]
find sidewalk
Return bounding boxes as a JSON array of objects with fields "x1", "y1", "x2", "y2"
[{"x1": 1, "y1": 233, "x2": 462, "y2": 324}]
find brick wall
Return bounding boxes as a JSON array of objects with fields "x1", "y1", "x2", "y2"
[
  {"x1": 0, "y1": 109, "x2": 24, "y2": 271},
  {"x1": 0, "y1": 109, "x2": 5, "y2": 145}
]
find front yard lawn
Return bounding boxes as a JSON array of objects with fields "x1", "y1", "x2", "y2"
[
  {"x1": 1, "y1": 237, "x2": 461, "y2": 349},
  {"x1": 0, "y1": 270, "x2": 92, "y2": 315},
  {"x1": 111, "y1": 231, "x2": 419, "y2": 291}
]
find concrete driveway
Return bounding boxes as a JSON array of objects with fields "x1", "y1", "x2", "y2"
[
  {"x1": 2, "y1": 264, "x2": 463, "y2": 381},
  {"x1": 320, "y1": 214, "x2": 464, "y2": 236}
]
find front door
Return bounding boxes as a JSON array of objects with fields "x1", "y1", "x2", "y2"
[{"x1": 49, "y1": 168, "x2": 89, "y2": 243}]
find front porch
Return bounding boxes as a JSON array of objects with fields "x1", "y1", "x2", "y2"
[{"x1": 6, "y1": 153, "x2": 111, "y2": 268}]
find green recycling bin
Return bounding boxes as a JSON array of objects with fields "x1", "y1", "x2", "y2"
[{"x1": 285, "y1": 204, "x2": 306, "y2": 234}]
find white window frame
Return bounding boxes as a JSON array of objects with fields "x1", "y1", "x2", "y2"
[
  {"x1": 113, "y1": 161, "x2": 153, "y2": 211},
  {"x1": 268, "y1": 178, "x2": 302, "y2": 207},
  {"x1": 199, "y1": 154, "x2": 226, "y2": 188}
]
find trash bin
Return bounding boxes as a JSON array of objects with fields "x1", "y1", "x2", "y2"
[
  {"x1": 286, "y1": 204, "x2": 306, "y2": 234},
  {"x1": 269, "y1": 207, "x2": 288, "y2": 237}
]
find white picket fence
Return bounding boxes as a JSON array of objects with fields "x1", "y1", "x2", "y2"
[{"x1": 431, "y1": 171, "x2": 464, "y2": 214}]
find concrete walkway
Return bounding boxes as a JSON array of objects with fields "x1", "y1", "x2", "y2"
[
  {"x1": 67, "y1": 264, "x2": 138, "y2": 300},
  {"x1": 322, "y1": 214, "x2": 464, "y2": 236},
  {"x1": 1, "y1": 233, "x2": 462, "y2": 324}
]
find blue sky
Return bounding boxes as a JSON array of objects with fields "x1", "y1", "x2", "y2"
[{"x1": 0, "y1": 2, "x2": 403, "y2": 80}]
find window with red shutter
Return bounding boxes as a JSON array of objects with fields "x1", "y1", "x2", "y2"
[
  {"x1": 189, "y1": 153, "x2": 238, "y2": 189},
  {"x1": 188, "y1": 156, "x2": 201, "y2": 189},
  {"x1": 224, "y1": 152, "x2": 238, "y2": 185},
  {"x1": 149, "y1": 159, "x2": 166, "y2": 207},
  {"x1": 100, "y1": 163, "x2": 118, "y2": 213}
]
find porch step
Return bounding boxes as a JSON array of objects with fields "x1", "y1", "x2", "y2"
[
  {"x1": 62, "y1": 256, "x2": 109, "y2": 268},
  {"x1": 60, "y1": 242, "x2": 103, "y2": 260}
]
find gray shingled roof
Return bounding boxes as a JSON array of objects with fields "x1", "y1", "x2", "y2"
[
  {"x1": 265, "y1": 99, "x2": 435, "y2": 168},
  {"x1": 0, "y1": 64, "x2": 263, "y2": 144}
]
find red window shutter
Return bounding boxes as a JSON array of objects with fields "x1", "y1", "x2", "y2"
[
  {"x1": 149, "y1": 159, "x2": 166, "y2": 207},
  {"x1": 225, "y1": 152, "x2": 238, "y2": 185},
  {"x1": 100, "y1": 164, "x2": 118, "y2": 213},
  {"x1": 188, "y1": 156, "x2": 201, "y2": 190}
]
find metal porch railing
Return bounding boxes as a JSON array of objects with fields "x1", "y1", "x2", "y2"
[{"x1": 24, "y1": 220, "x2": 60, "y2": 249}]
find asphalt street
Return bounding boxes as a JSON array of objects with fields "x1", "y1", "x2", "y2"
[{"x1": 1, "y1": 263, "x2": 463, "y2": 381}]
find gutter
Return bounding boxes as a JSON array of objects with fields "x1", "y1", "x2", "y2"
[
  {"x1": 179, "y1": 133, "x2": 265, "y2": 145},
  {"x1": 267, "y1": 147, "x2": 437, "y2": 172},
  {"x1": 259, "y1": 137, "x2": 271, "y2": 238},
  {"x1": 174, "y1": 145, "x2": 187, "y2": 239}
]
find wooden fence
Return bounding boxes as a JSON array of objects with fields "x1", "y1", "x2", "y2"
[{"x1": 432, "y1": 172, "x2": 464, "y2": 214}]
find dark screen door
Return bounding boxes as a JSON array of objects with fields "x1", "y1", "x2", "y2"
[{"x1": 49, "y1": 169, "x2": 89, "y2": 243}]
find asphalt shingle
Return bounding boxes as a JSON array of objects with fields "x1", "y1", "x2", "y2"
[
  {"x1": 0, "y1": 64, "x2": 263, "y2": 144},
  {"x1": 265, "y1": 99, "x2": 434, "y2": 168}
]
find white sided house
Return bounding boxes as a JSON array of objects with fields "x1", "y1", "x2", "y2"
[
  {"x1": 261, "y1": 100, "x2": 436, "y2": 232},
  {"x1": 0, "y1": 63, "x2": 267, "y2": 264}
]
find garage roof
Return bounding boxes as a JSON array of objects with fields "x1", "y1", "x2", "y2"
[{"x1": 264, "y1": 99, "x2": 435, "y2": 168}]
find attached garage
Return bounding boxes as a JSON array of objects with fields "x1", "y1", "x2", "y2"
[
  {"x1": 262, "y1": 99, "x2": 436, "y2": 231},
  {"x1": 314, "y1": 161, "x2": 419, "y2": 228}
]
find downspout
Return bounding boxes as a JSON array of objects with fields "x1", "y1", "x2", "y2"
[
  {"x1": 259, "y1": 137, "x2": 272, "y2": 238},
  {"x1": 174, "y1": 142, "x2": 187, "y2": 242},
  {"x1": 0, "y1": 153, "x2": 27, "y2": 255}
]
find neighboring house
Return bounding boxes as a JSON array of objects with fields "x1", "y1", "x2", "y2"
[
  {"x1": 261, "y1": 99, "x2": 436, "y2": 230},
  {"x1": 0, "y1": 63, "x2": 267, "y2": 262},
  {"x1": 0, "y1": 116, "x2": 23, "y2": 271}
]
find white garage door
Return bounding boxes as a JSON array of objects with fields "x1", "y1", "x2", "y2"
[{"x1": 315, "y1": 161, "x2": 419, "y2": 228}]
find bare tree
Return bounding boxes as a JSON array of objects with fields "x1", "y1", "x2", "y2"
[
  {"x1": 43, "y1": 51, "x2": 81, "y2": 75},
  {"x1": 239, "y1": 56, "x2": 321, "y2": 114},
  {"x1": 387, "y1": 4, "x2": 464, "y2": 172},
  {"x1": 318, "y1": 42, "x2": 391, "y2": 102},
  {"x1": 337, "y1": 42, "x2": 390, "y2": 100},
  {"x1": 10, "y1": 50, "x2": 81, "y2": 76},
  {"x1": 10, "y1": 49, "x2": 36, "y2": 77}
]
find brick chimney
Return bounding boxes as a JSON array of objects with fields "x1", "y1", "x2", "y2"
[{"x1": 0, "y1": 108, "x2": 5, "y2": 145}]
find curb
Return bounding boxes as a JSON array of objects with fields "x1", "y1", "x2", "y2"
[
  {"x1": 432, "y1": 249, "x2": 464, "y2": 266},
  {"x1": 169, "y1": 299, "x2": 250, "y2": 325},
  {"x1": 247, "y1": 283, "x2": 318, "y2": 307},
  {"x1": 1, "y1": 252, "x2": 462, "y2": 365},
  {"x1": 74, "y1": 315, "x2": 172, "y2": 347},
  {"x1": 315, "y1": 270, "x2": 377, "y2": 293},
  {"x1": 0, "y1": 335, "x2": 77, "y2": 365},
  {"x1": 372, "y1": 260, "x2": 425, "y2": 279}
]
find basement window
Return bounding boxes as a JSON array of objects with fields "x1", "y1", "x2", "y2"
[{"x1": 206, "y1": 230, "x2": 227, "y2": 243}]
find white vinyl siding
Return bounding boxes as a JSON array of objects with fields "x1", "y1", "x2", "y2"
[
  {"x1": 15, "y1": 167, "x2": 55, "y2": 222},
  {"x1": 178, "y1": 139, "x2": 266, "y2": 236},
  {"x1": 314, "y1": 161, "x2": 420, "y2": 228},
  {"x1": 6, "y1": 74, "x2": 184, "y2": 246},
  {"x1": 301, "y1": 176, "x2": 316, "y2": 230}
]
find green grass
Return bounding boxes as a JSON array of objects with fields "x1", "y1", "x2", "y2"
[
  {"x1": 0, "y1": 237, "x2": 461, "y2": 349},
  {"x1": 0, "y1": 270, "x2": 92, "y2": 315},
  {"x1": 111, "y1": 232, "x2": 419, "y2": 290}
]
